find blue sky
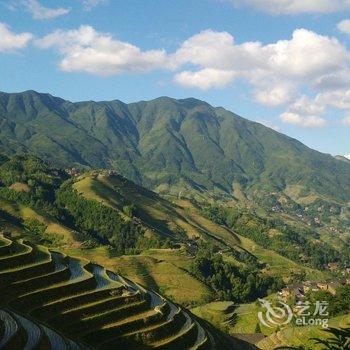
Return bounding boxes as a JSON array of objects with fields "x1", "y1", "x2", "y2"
[{"x1": 1, "y1": 0, "x2": 350, "y2": 156}]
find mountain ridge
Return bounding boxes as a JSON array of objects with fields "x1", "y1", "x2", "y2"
[{"x1": 0, "y1": 90, "x2": 349, "y2": 205}]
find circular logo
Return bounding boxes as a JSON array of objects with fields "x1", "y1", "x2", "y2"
[{"x1": 258, "y1": 298, "x2": 293, "y2": 328}]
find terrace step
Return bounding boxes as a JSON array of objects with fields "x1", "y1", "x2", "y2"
[
  {"x1": 30, "y1": 284, "x2": 126, "y2": 320},
  {"x1": 0, "y1": 247, "x2": 54, "y2": 286},
  {"x1": 0, "y1": 241, "x2": 36, "y2": 271},
  {"x1": 86, "y1": 264, "x2": 116, "y2": 289},
  {"x1": 11, "y1": 311, "x2": 49, "y2": 350},
  {"x1": 82, "y1": 308, "x2": 167, "y2": 346},
  {"x1": 0, "y1": 308, "x2": 88, "y2": 350},
  {"x1": 151, "y1": 312, "x2": 198, "y2": 349},
  {"x1": 1, "y1": 252, "x2": 69, "y2": 300},
  {"x1": 42, "y1": 325, "x2": 88, "y2": 350},
  {"x1": 64, "y1": 299, "x2": 152, "y2": 336},
  {"x1": 0, "y1": 237, "x2": 14, "y2": 257},
  {"x1": 0, "y1": 237, "x2": 238, "y2": 349},
  {"x1": 48, "y1": 292, "x2": 141, "y2": 328},
  {"x1": 192, "y1": 321, "x2": 210, "y2": 350},
  {"x1": 0, "y1": 309, "x2": 27, "y2": 350},
  {"x1": 99, "y1": 306, "x2": 186, "y2": 349},
  {"x1": 10, "y1": 258, "x2": 96, "y2": 312}
]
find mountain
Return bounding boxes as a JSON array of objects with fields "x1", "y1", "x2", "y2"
[
  {"x1": 335, "y1": 155, "x2": 350, "y2": 163},
  {"x1": 0, "y1": 90, "x2": 349, "y2": 205}
]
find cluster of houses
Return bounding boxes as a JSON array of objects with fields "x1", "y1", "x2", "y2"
[
  {"x1": 278, "y1": 278, "x2": 350, "y2": 302},
  {"x1": 270, "y1": 202, "x2": 343, "y2": 233},
  {"x1": 65, "y1": 167, "x2": 81, "y2": 177},
  {"x1": 65, "y1": 168, "x2": 119, "y2": 178}
]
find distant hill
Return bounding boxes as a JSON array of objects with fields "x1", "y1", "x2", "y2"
[{"x1": 0, "y1": 90, "x2": 349, "y2": 206}]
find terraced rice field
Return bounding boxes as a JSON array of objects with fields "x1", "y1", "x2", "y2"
[
  {"x1": 0, "y1": 234, "x2": 248, "y2": 349},
  {"x1": 257, "y1": 313, "x2": 350, "y2": 349}
]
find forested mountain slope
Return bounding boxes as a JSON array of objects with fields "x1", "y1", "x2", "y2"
[{"x1": 1, "y1": 90, "x2": 349, "y2": 205}]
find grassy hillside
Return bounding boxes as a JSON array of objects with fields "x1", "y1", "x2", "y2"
[
  {"x1": 0, "y1": 197, "x2": 77, "y2": 243},
  {"x1": 61, "y1": 245, "x2": 212, "y2": 307},
  {"x1": 72, "y1": 172, "x2": 327, "y2": 281},
  {"x1": 73, "y1": 172, "x2": 241, "y2": 244},
  {"x1": 0, "y1": 155, "x2": 330, "y2": 293}
]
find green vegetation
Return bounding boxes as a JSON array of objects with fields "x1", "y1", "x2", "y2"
[
  {"x1": 257, "y1": 314, "x2": 350, "y2": 349},
  {"x1": 189, "y1": 243, "x2": 284, "y2": 302},
  {"x1": 56, "y1": 181, "x2": 163, "y2": 255},
  {"x1": 274, "y1": 326, "x2": 350, "y2": 350},
  {"x1": 0, "y1": 235, "x2": 250, "y2": 349},
  {"x1": 202, "y1": 204, "x2": 345, "y2": 269},
  {"x1": 191, "y1": 301, "x2": 237, "y2": 333},
  {"x1": 0, "y1": 152, "x2": 346, "y2": 349},
  {"x1": 308, "y1": 285, "x2": 350, "y2": 317},
  {"x1": 1, "y1": 91, "x2": 350, "y2": 210}
]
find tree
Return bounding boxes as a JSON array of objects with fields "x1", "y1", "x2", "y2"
[{"x1": 255, "y1": 323, "x2": 262, "y2": 334}]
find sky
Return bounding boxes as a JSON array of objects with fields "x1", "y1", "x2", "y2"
[{"x1": 1, "y1": 0, "x2": 350, "y2": 157}]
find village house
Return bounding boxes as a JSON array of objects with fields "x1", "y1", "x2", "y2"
[
  {"x1": 316, "y1": 281, "x2": 329, "y2": 291},
  {"x1": 302, "y1": 281, "x2": 319, "y2": 293},
  {"x1": 326, "y1": 262, "x2": 339, "y2": 271},
  {"x1": 65, "y1": 167, "x2": 81, "y2": 177},
  {"x1": 278, "y1": 284, "x2": 304, "y2": 301},
  {"x1": 107, "y1": 170, "x2": 119, "y2": 176},
  {"x1": 315, "y1": 279, "x2": 347, "y2": 295}
]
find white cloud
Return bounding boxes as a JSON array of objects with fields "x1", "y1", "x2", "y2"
[
  {"x1": 279, "y1": 96, "x2": 327, "y2": 127},
  {"x1": 279, "y1": 112, "x2": 327, "y2": 127},
  {"x1": 266, "y1": 30, "x2": 348, "y2": 78},
  {"x1": 341, "y1": 116, "x2": 350, "y2": 125},
  {"x1": 231, "y1": 0, "x2": 350, "y2": 14},
  {"x1": 253, "y1": 85, "x2": 295, "y2": 106},
  {"x1": 344, "y1": 154, "x2": 350, "y2": 159},
  {"x1": 0, "y1": 22, "x2": 32, "y2": 52},
  {"x1": 313, "y1": 70, "x2": 350, "y2": 91},
  {"x1": 174, "y1": 28, "x2": 348, "y2": 86},
  {"x1": 289, "y1": 96, "x2": 325, "y2": 116},
  {"x1": 36, "y1": 25, "x2": 350, "y2": 128},
  {"x1": 173, "y1": 28, "x2": 349, "y2": 111},
  {"x1": 316, "y1": 90, "x2": 350, "y2": 110},
  {"x1": 173, "y1": 29, "x2": 264, "y2": 71},
  {"x1": 37, "y1": 26, "x2": 350, "y2": 87},
  {"x1": 174, "y1": 69, "x2": 236, "y2": 90},
  {"x1": 36, "y1": 25, "x2": 169, "y2": 76},
  {"x1": 277, "y1": 95, "x2": 338, "y2": 128},
  {"x1": 172, "y1": 28, "x2": 350, "y2": 127},
  {"x1": 337, "y1": 19, "x2": 350, "y2": 34},
  {"x1": 23, "y1": 0, "x2": 70, "y2": 20},
  {"x1": 80, "y1": 0, "x2": 107, "y2": 11}
]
